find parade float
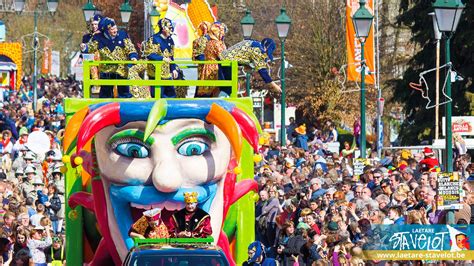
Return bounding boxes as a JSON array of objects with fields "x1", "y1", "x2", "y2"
[{"x1": 63, "y1": 2, "x2": 260, "y2": 265}]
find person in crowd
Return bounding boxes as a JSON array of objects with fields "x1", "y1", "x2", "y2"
[
  {"x1": 0, "y1": 238, "x2": 13, "y2": 266},
  {"x1": 81, "y1": 17, "x2": 138, "y2": 98},
  {"x1": 27, "y1": 225, "x2": 52, "y2": 266},
  {"x1": 244, "y1": 241, "x2": 278, "y2": 266},
  {"x1": 45, "y1": 235, "x2": 66, "y2": 266},
  {"x1": 219, "y1": 38, "x2": 281, "y2": 96},
  {"x1": 168, "y1": 192, "x2": 212, "y2": 238},
  {"x1": 129, "y1": 208, "x2": 169, "y2": 239},
  {"x1": 256, "y1": 188, "x2": 280, "y2": 248}
]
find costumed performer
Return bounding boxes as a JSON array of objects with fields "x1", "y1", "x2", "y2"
[
  {"x1": 81, "y1": 17, "x2": 138, "y2": 98},
  {"x1": 129, "y1": 18, "x2": 179, "y2": 98},
  {"x1": 195, "y1": 22, "x2": 227, "y2": 98},
  {"x1": 168, "y1": 192, "x2": 212, "y2": 238},
  {"x1": 219, "y1": 38, "x2": 281, "y2": 96},
  {"x1": 129, "y1": 208, "x2": 169, "y2": 239}
]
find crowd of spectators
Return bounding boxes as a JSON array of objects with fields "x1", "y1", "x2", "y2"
[
  {"x1": 0, "y1": 75, "x2": 70, "y2": 265},
  {"x1": 253, "y1": 120, "x2": 473, "y2": 266}
]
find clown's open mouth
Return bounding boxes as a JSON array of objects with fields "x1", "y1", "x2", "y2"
[{"x1": 109, "y1": 183, "x2": 217, "y2": 250}]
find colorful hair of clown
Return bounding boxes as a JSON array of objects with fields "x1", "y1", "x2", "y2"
[{"x1": 63, "y1": 100, "x2": 260, "y2": 169}]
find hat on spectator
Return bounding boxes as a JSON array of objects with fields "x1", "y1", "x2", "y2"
[
  {"x1": 295, "y1": 124, "x2": 306, "y2": 135},
  {"x1": 34, "y1": 225, "x2": 45, "y2": 231},
  {"x1": 1, "y1": 130, "x2": 11, "y2": 139},
  {"x1": 296, "y1": 222, "x2": 310, "y2": 230},
  {"x1": 24, "y1": 165, "x2": 36, "y2": 174},
  {"x1": 423, "y1": 147, "x2": 434, "y2": 157},
  {"x1": 15, "y1": 168, "x2": 24, "y2": 175},
  {"x1": 247, "y1": 241, "x2": 266, "y2": 263},
  {"x1": 52, "y1": 166, "x2": 62, "y2": 174},
  {"x1": 24, "y1": 151, "x2": 36, "y2": 161},
  {"x1": 327, "y1": 221, "x2": 339, "y2": 231},
  {"x1": 401, "y1": 149, "x2": 412, "y2": 160},
  {"x1": 285, "y1": 158, "x2": 294, "y2": 168},
  {"x1": 32, "y1": 177, "x2": 44, "y2": 186}
]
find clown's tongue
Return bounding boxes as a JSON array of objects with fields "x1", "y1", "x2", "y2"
[{"x1": 130, "y1": 205, "x2": 177, "y2": 224}]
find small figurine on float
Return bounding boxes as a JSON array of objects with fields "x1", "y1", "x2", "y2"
[
  {"x1": 219, "y1": 38, "x2": 281, "y2": 96},
  {"x1": 129, "y1": 208, "x2": 169, "y2": 239},
  {"x1": 168, "y1": 192, "x2": 212, "y2": 238},
  {"x1": 81, "y1": 17, "x2": 138, "y2": 98}
]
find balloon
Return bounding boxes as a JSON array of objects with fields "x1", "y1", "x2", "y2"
[{"x1": 26, "y1": 131, "x2": 50, "y2": 157}]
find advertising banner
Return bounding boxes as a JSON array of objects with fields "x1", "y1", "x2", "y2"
[
  {"x1": 345, "y1": 0, "x2": 375, "y2": 84},
  {"x1": 363, "y1": 225, "x2": 474, "y2": 260},
  {"x1": 443, "y1": 116, "x2": 474, "y2": 136},
  {"x1": 437, "y1": 172, "x2": 462, "y2": 210}
]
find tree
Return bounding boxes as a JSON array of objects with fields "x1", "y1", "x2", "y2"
[
  {"x1": 218, "y1": 0, "x2": 377, "y2": 126},
  {"x1": 394, "y1": 0, "x2": 473, "y2": 145}
]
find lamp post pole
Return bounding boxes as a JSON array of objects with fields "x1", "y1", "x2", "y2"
[
  {"x1": 33, "y1": 9, "x2": 38, "y2": 112},
  {"x1": 246, "y1": 72, "x2": 251, "y2": 96},
  {"x1": 445, "y1": 37, "x2": 453, "y2": 172},
  {"x1": 275, "y1": 7, "x2": 291, "y2": 146},
  {"x1": 351, "y1": 0, "x2": 373, "y2": 158},
  {"x1": 360, "y1": 40, "x2": 366, "y2": 158},
  {"x1": 280, "y1": 39, "x2": 286, "y2": 146}
]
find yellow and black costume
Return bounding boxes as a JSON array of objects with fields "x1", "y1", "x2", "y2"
[{"x1": 83, "y1": 17, "x2": 138, "y2": 98}]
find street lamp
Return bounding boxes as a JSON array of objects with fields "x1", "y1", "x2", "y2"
[
  {"x1": 119, "y1": 0, "x2": 133, "y2": 24},
  {"x1": 149, "y1": 5, "x2": 160, "y2": 34},
  {"x1": 14, "y1": 0, "x2": 58, "y2": 112},
  {"x1": 275, "y1": 7, "x2": 291, "y2": 146},
  {"x1": 240, "y1": 9, "x2": 255, "y2": 39},
  {"x1": 240, "y1": 9, "x2": 255, "y2": 96},
  {"x1": 82, "y1": 0, "x2": 97, "y2": 22},
  {"x1": 432, "y1": 0, "x2": 465, "y2": 172},
  {"x1": 351, "y1": 0, "x2": 373, "y2": 158}
]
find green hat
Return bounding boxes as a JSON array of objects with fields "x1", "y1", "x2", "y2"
[
  {"x1": 296, "y1": 222, "x2": 310, "y2": 230},
  {"x1": 328, "y1": 221, "x2": 339, "y2": 232},
  {"x1": 19, "y1": 127, "x2": 28, "y2": 136}
]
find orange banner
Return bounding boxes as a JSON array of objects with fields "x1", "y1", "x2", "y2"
[
  {"x1": 41, "y1": 40, "x2": 52, "y2": 75},
  {"x1": 346, "y1": 0, "x2": 375, "y2": 84}
]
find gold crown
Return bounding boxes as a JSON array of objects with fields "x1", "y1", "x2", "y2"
[{"x1": 184, "y1": 192, "x2": 198, "y2": 204}]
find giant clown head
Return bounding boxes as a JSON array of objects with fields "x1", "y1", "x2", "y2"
[{"x1": 65, "y1": 99, "x2": 259, "y2": 266}]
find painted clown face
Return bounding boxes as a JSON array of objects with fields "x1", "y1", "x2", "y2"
[{"x1": 95, "y1": 119, "x2": 230, "y2": 260}]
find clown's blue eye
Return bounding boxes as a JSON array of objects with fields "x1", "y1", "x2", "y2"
[
  {"x1": 115, "y1": 143, "x2": 149, "y2": 158},
  {"x1": 109, "y1": 137, "x2": 150, "y2": 159},
  {"x1": 177, "y1": 141, "x2": 209, "y2": 156}
]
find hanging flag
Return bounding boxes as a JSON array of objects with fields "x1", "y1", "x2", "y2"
[
  {"x1": 41, "y1": 40, "x2": 52, "y2": 74},
  {"x1": 346, "y1": 0, "x2": 375, "y2": 84}
]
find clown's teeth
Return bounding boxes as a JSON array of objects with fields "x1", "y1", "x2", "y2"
[{"x1": 130, "y1": 203, "x2": 152, "y2": 209}]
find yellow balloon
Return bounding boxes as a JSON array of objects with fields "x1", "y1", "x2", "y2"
[
  {"x1": 253, "y1": 154, "x2": 262, "y2": 163},
  {"x1": 250, "y1": 191, "x2": 260, "y2": 202},
  {"x1": 62, "y1": 155, "x2": 71, "y2": 164},
  {"x1": 60, "y1": 166, "x2": 68, "y2": 174},
  {"x1": 74, "y1": 156, "x2": 83, "y2": 165},
  {"x1": 258, "y1": 137, "x2": 265, "y2": 145},
  {"x1": 233, "y1": 166, "x2": 242, "y2": 175}
]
